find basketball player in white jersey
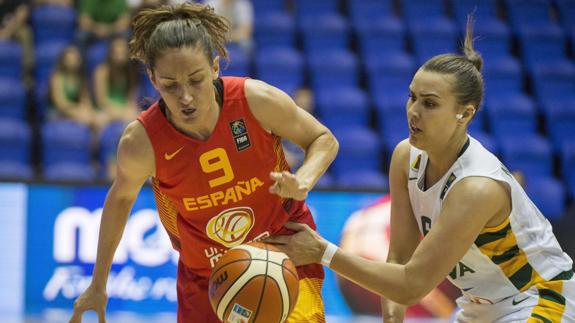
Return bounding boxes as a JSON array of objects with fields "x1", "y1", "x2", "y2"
[{"x1": 266, "y1": 17, "x2": 575, "y2": 322}]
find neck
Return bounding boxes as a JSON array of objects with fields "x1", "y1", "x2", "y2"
[{"x1": 426, "y1": 133, "x2": 469, "y2": 176}]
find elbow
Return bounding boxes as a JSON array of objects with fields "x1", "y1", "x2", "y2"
[
  {"x1": 325, "y1": 129, "x2": 339, "y2": 159},
  {"x1": 388, "y1": 265, "x2": 430, "y2": 306}
]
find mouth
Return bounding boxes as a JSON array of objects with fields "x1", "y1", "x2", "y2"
[
  {"x1": 181, "y1": 107, "x2": 197, "y2": 116},
  {"x1": 409, "y1": 121, "x2": 421, "y2": 134}
]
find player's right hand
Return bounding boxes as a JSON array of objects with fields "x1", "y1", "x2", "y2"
[{"x1": 69, "y1": 283, "x2": 108, "y2": 323}]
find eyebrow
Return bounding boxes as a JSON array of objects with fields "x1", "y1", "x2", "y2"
[
  {"x1": 158, "y1": 68, "x2": 203, "y2": 80},
  {"x1": 410, "y1": 89, "x2": 440, "y2": 98}
]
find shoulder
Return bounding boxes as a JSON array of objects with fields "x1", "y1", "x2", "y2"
[
  {"x1": 448, "y1": 176, "x2": 509, "y2": 213},
  {"x1": 118, "y1": 121, "x2": 154, "y2": 169},
  {"x1": 244, "y1": 79, "x2": 288, "y2": 107},
  {"x1": 390, "y1": 139, "x2": 412, "y2": 172}
]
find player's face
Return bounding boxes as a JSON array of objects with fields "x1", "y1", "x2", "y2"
[
  {"x1": 406, "y1": 69, "x2": 461, "y2": 151},
  {"x1": 150, "y1": 46, "x2": 220, "y2": 125}
]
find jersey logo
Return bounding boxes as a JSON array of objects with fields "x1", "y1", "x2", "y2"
[
  {"x1": 230, "y1": 119, "x2": 251, "y2": 151},
  {"x1": 512, "y1": 295, "x2": 530, "y2": 306},
  {"x1": 440, "y1": 173, "x2": 457, "y2": 200},
  {"x1": 206, "y1": 206, "x2": 255, "y2": 248},
  {"x1": 164, "y1": 147, "x2": 184, "y2": 160},
  {"x1": 411, "y1": 154, "x2": 422, "y2": 171}
]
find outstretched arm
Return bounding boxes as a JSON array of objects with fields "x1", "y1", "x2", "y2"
[
  {"x1": 245, "y1": 80, "x2": 338, "y2": 200},
  {"x1": 268, "y1": 175, "x2": 510, "y2": 305}
]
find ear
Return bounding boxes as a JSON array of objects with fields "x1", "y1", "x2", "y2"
[
  {"x1": 212, "y1": 56, "x2": 220, "y2": 80},
  {"x1": 459, "y1": 104, "x2": 476, "y2": 122},
  {"x1": 147, "y1": 68, "x2": 159, "y2": 91}
]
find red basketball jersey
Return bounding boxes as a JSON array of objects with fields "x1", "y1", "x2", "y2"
[{"x1": 138, "y1": 77, "x2": 320, "y2": 278}]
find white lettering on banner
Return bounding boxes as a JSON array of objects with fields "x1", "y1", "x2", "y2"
[
  {"x1": 43, "y1": 266, "x2": 177, "y2": 302},
  {"x1": 53, "y1": 208, "x2": 177, "y2": 266}
]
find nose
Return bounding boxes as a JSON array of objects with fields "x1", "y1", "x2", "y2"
[
  {"x1": 406, "y1": 101, "x2": 419, "y2": 120},
  {"x1": 178, "y1": 86, "x2": 194, "y2": 106}
]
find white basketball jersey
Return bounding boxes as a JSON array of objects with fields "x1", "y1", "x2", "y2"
[{"x1": 408, "y1": 136, "x2": 573, "y2": 304}]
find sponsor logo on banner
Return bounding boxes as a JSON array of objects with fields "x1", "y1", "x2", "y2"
[{"x1": 206, "y1": 207, "x2": 255, "y2": 248}]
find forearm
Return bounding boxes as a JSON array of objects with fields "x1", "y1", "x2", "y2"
[
  {"x1": 295, "y1": 131, "x2": 338, "y2": 189},
  {"x1": 91, "y1": 188, "x2": 134, "y2": 288},
  {"x1": 329, "y1": 249, "x2": 417, "y2": 305}
]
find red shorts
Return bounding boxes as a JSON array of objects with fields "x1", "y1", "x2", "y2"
[{"x1": 176, "y1": 259, "x2": 325, "y2": 323}]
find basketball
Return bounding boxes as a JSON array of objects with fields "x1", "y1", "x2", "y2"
[{"x1": 208, "y1": 241, "x2": 299, "y2": 323}]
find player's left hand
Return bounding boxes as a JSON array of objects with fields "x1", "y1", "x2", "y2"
[
  {"x1": 269, "y1": 171, "x2": 309, "y2": 200},
  {"x1": 265, "y1": 221, "x2": 328, "y2": 266}
]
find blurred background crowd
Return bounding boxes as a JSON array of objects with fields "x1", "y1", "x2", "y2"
[{"x1": 1, "y1": 0, "x2": 575, "y2": 221}]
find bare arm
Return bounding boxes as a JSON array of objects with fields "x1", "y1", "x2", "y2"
[
  {"x1": 71, "y1": 121, "x2": 154, "y2": 322},
  {"x1": 269, "y1": 173, "x2": 510, "y2": 305},
  {"x1": 381, "y1": 140, "x2": 422, "y2": 321},
  {"x1": 245, "y1": 79, "x2": 338, "y2": 197},
  {"x1": 91, "y1": 121, "x2": 154, "y2": 287}
]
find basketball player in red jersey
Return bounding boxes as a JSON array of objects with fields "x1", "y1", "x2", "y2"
[{"x1": 69, "y1": 4, "x2": 337, "y2": 323}]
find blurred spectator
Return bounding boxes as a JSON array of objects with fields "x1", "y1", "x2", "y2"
[
  {"x1": 77, "y1": 0, "x2": 130, "y2": 54},
  {"x1": 205, "y1": 0, "x2": 254, "y2": 52},
  {"x1": 34, "y1": 0, "x2": 72, "y2": 5},
  {"x1": 283, "y1": 87, "x2": 315, "y2": 169},
  {"x1": 93, "y1": 37, "x2": 140, "y2": 123},
  {"x1": 128, "y1": 0, "x2": 166, "y2": 11},
  {"x1": 49, "y1": 45, "x2": 107, "y2": 128},
  {"x1": 0, "y1": 0, "x2": 34, "y2": 74}
]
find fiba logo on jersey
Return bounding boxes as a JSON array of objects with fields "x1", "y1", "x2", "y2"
[{"x1": 206, "y1": 207, "x2": 255, "y2": 248}]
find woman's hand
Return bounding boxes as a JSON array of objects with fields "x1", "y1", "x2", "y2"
[
  {"x1": 269, "y1": 171, "x2": 309, "y2": 201},
  {"x1": 265, "y1": 222, "x2": 328, "y2": 266}
]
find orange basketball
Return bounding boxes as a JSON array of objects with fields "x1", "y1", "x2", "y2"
[{"x1": 208, "y1": 241, "x2": 299, "y2": 323}]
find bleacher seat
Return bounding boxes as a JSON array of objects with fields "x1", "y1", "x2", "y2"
[
  {"x1": 541, "y1": 100, "x2": 575, "y2": 151},
  {"x1": 408, "y1": 18, "x2": 458, "y2": 64},
  {"x1": 0, "y1": 79, "x2": 26, "y2": 120},
  {"x1": 0, "y1": 161, "x2": 33, "y2": 180},
  {"x1": 374, "y1": 99, "x2": 408, "y2": 155},
  {"x1": 402, "y1": 0, "x2": 446, "y2": 23},
  {"x1": 315, "y1": 171, "x2": 335, "y2": 190},
  {"x1": 504, "y1": 0, "x2": 554, "y2": 30},
  {"x1": 355, "y1": 16, "x2": 406, "y2": 58},
  {"x1": 531, "y1": 62, "x2": 575, "y2": 103},
  {"x1": 331, "y1": 127, "x2": 383, "y2": 176},
  {"x1": 500, "y1": 134, "x2": 553, "y2": 176},
  {"x1": 222, "y1": 45, "x2": 251, "y2": 76},
  {"x1": 561, "y1": 142, "x2": 575, "y2": 197},
  {"x1": 308, "y1": 49, "x2": 359, "y2": 93},
  {"x1": 316, "y1": 87, "x2": 370, "y2": 129},
  {"x1": 517, "y1": 24, "x2": 566, "y2": 71},
  {"x1": 99, "y1": 121, "x2": 127, "y2": 171},
  {"x1": 486, "y1": 94, "x2": 538, "y2": 137},
  {"x1": 44, "y1": 162, "x2": 96, "y2": 182},
  {"x1": 294, "y1": 0, "x2": 339, "y2": 20},
  {"x1": 87, "y1": 41, "x2": 110, "y2": 76},
  {"x1": 251, "y1": 0, "x2": 285, "y2": 16},
  {"x1": 255, "y1": 47, "x2": 304, "y2": 94},
  {"x1": 41, "y1": 120, "x2": 92, "y2": 167},
  {"x1": 254, "y1": 12, "x2": 295, "y2": 50},
  {"x1": 31, "y1": 4, "x2": 76, "y2": 46},
  {"x1": 452, "y1": 0, "x2": 499, "y2": 26},
  {"x1": 300, "y1": 14, "x2": 350, "y2": 55},
  {"x1": 473, "y1": 20, "x2": 513, "y2": 61},
  {"x1": 0, "y1": 119, "x2": 31, "y2": 164},
  {"x1": 34, "y1": 41, "x2": 68, "y2": 88},
  {"x1": 483, "y1": 56, "x2": 524, "y2": 99},
  {"x1": 367, "y1": 51, "x2": 416, "y2": 104},
  {"x1": 348, "y1": 0, "x2": 393, "y2": 25},
  {"x1": 0, "y1": 40, "x2": 23, "y2": 80},
  {"x1": 526, "y1": 175, "x2": 566, "y2": 220},
  {"x1": 337, "y1": 169, "x2": 389, "y2": 191}
]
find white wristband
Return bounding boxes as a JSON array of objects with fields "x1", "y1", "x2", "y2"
[{"x1": 320, "y1": 242, "x2": 338, "y2": 268}]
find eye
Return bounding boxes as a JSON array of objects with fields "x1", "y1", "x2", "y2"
[
  {"x1": 189, "y1": 78, "x2": 203, "y2": 86},
  {"x1": 408, "y1": 93, "x2": 416, "y2": 101},
  {"x1": 423, "y1": 100, "x2": 436, "y2": 108},
  {"x1": 162, "y1": 83, "x2": 178, "y2": 91}
]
